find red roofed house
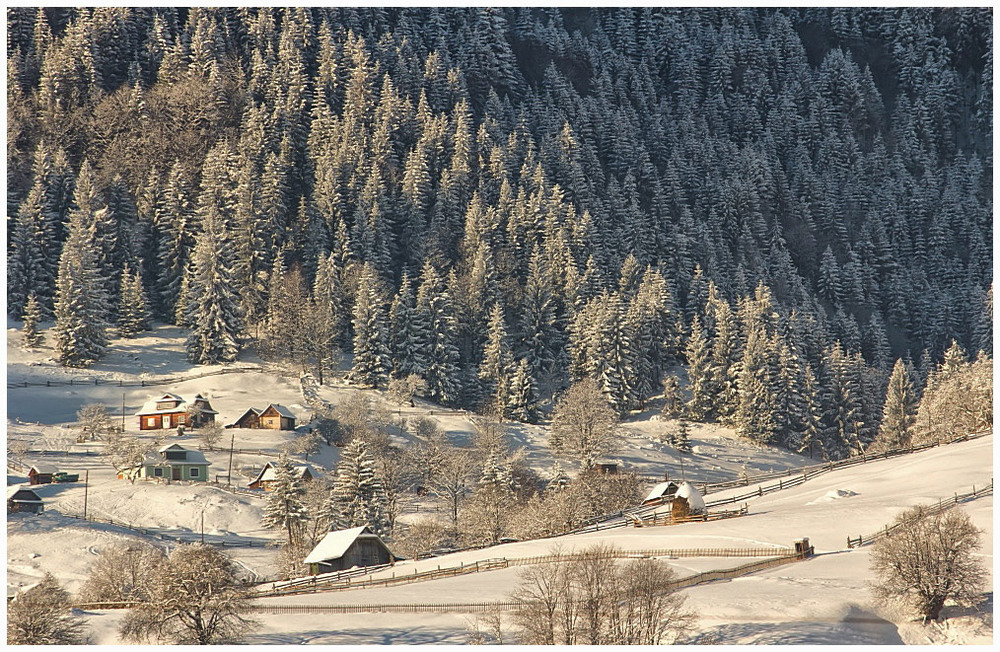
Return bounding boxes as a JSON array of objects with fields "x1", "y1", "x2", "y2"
[
  {"x1": 136, "y1": 393, "x2": 217, "y2": 431},
  {"x1": 226, "y1": 404, "x2": 296, "y2": 430}
]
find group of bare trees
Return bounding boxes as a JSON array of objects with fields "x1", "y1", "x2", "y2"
[{"x1": 511, "y1": 544, "x2": 695, "y2": 645}]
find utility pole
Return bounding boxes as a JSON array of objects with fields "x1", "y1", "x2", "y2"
[
  {"x1": 201, "y1": 510, "x2": 205, "y2": 545},
  {"x1": 227, "y1": 433, "x2": 235, "y2": 488},
  {"x1": 83, "y1": 469, "x2": 89, "y2": 520},
  {"x1": 121, "y1": 392, "x2": 126, "y2": 432}
]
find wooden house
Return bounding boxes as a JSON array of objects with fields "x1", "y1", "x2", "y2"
[
  {"x1": 227, "y1": 404, "x2": 296, "y2": 430},
  {"x1": 303, "y1": 526, "x2": 395, "y2": 574},
  {"x1": 249, "y1": 461, "x2": 315, "y2": 491},
  {"x1": 119, "y1": 443, "x2": 209, "y2": 482},
  {"x1": 28, "y1": 464, "x2": 58, "y2": 485},
  {"x1": 8, "y1": 486, "x2": 44, "y2": 514},
  {"x1": 136, "y1": 393, "x2": 217, "y2": 431}
]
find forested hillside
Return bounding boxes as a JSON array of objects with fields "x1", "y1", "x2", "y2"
[{"x1": 7, "y1": 8, "x2": 992, "y2": 459}]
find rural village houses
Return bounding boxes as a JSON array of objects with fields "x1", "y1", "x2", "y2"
[
  {"x1": 227, "y1": 404, "x2": 297, "y2": 430},
  {"x1": 249, "y1": 461, "x2": 316, "y2": 491}
]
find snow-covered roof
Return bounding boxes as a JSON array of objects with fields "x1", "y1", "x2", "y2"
[
  {"x1": 136, "y1": 396, "x2": 189, "y2": 416},
  {"x1": 227, "y1": 407, "x2": 262, "y2": 427},
  {"x1": 304, "y1": 526, "x2": 383, "y2": 564},
  {"x1": 644, "y1": 481, "x2": 679, "y2": 502},
  {"x1": 7, "y1": 485, "x2": 42, "y2": 502},
  {"x1": 675, "y1": 481, "x2": 706, "y2": 513},
  {"x1": 264, "y1": 404, "x2": 297, "y2": 419},
  {"x1": 151, "y1": 444, "x2": 209, "y2": 465},
  {"x1": 28, "y1": 464, "x2": 59, "y2": 474},
  {"x1": 252, "y1": 462, "x2": 314, "y2": 485}
]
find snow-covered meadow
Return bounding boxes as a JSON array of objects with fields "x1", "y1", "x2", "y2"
[{"x1": 6, "y1": 323, "x2": 993, "y2": 644}]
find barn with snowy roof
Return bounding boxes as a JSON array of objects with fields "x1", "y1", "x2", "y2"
[
  {"x1": 7, "y1": 486, "x2": 44, "y2": 514},
  {"x1": 248, "y1": 461, "x2": 316, "y2": 491},
  {"x1": 303, "y1": 526, "x2": 395, "y2": 574}
]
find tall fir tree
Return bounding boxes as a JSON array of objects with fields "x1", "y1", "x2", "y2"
[
  {"x1": 415, "y1": 261, "x2": 462, "y2": 405},
  {"x1": 261, "y1": 456, "x2": 310, "y2": 546},
  {"x1": 685, "y1": 315, "x2": 714, "y2": 421},
  {"x1": 21, "y1": 293, "x2": 44, "y2": 349},
  {"x1": 117, "y1": 262, "x2": 151, "y2": 338},
  {"x1": 328, "y1": 438, "x2": 389, "y2": 536},
  {"x1": 874, "y1": 358, "x2": 917, "y2": 451},
  {"x1": 350, "y1": 262, "x2": 392, "y2": 388}
]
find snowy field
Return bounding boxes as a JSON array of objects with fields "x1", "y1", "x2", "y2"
[{"x1": 6, "y1": 323, "x2": 993, "y2": 644}]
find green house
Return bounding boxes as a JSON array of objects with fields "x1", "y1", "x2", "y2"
[{"x1": 120, "y1": 443, "x2": 210, "y2": 482}]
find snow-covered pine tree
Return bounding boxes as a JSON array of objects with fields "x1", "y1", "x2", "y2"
[
  {"x1": 328, "y1": 438, "x2": 389, "y2": 535},
  {"x1": 117, "y1": 262, "x2": 151, "y2": 338},
  {"x1": 517, "y1": 246, "x2": 561, "y2": 385},
  {"x1": 388, "y1": 272, "x2": 429, "y2": 380},
  {"x1": 674, "y1": 418, "x2": 693, "y2": 452},
  {"x1": 261, "y1": 456, "x2": 309, "y2": 546},
  {"x1": 416, "y1": 261, "x2": 462, "y2": 405},
  {"x1": 53, "y1": 166, "x2": 110, "y2": 367},
  {"x1": 661, "y1": 374, "x2": 683, "y2": 418},
  {"x1": 707, "y1": 283, "x2": 740, "y2": 421},
  {"x1": 184, "y1": 211, "x2": 243, "y2": 364},
  {"x1": 818, "y1": 343, "x2": 862, "y2": 460},
  {"x1": 479, "y1": 302, "x2": 515, "y2": 410},
  {"x1": 7, "y1": 185, "x2": 51, "y2": 319},
  {"x1": 350, "y1": 262, "x2": 392, "y2": 388},
  {"x1": 795, "y1": 363, "x2": 826, "y2": 460},
  {"x1": 625, "y1": 266, "x2": 673, "y2": 407},
  {"x1": 21, "y1": 293, "x2": 44, "y2": 348},
  {"x1": 873, "y1": 358, "x2": 917, "y2": 451},
  {"x1": 734, "y1": 326, "x2": 780, "y2": 446},
  {"x1": 685, "y1": 315, "x2": 714, "y2": 421},
  {"x1": 506, "y1": 357, "x2": 538, "y2": 423}
]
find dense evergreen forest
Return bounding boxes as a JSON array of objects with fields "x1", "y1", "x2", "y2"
[{"x1": 7, "y1": 8, "x2": 993, "y2": 460}]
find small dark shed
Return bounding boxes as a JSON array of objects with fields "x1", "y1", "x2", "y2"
[
  {"x1": 28, "y1": 464, "x2": 58, "y2": 485},
  {"x1": 8, "y1": 486, "x2": 44, "y2": 514},
  {"x1": 303, "y1": 526, "x2": 395, "y2": 575}
]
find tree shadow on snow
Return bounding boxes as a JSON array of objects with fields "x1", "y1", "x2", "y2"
[
  {"x1": 692, "y1": 606, "x2": 904, "y2": 645},
  {"x1": 247, "y1": 626, "x2": 466, "y2": 645}
]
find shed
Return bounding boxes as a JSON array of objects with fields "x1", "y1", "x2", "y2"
[
  {"x1": 303, "y1": 526, "x2": 395, "y2": 575},
  {"x1": 249, "y1": 461, "x2": 316, "y2": 491},
  {"x1": 227, "y1": 407, "x2": 262, "y2": 429},
  {"x1": 28, "y1": 464, "x2": 58, "y2": 485},
  {"x1": 258, "y1": 404, "x2": 296, "y2": 430},
  {"x1": 643, "y1": 480, "x2": 680, "y2": 504},
  {"x1": 8, "y1": 486, "x2": 44, "y2": 514}
]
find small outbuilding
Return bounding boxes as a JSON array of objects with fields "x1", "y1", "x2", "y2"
[
  {"x1": 27, "y1": 464, "x2": 58, "y2": 485},
  {"x1": 303, "y1": 526, "x2": 395, "y2": 575},
  {"x1": 248, "y1": 461, "x2": 316, "y2": 491},
  {"x1": 8, "y1": 486, "x2": 44, "y2": 514},
  {"x1": 670, "y1": 481, "x2": 706, "y2": 518},
  {"x1": 643, "y1": 480, "x2": 680, "y2": 504}
]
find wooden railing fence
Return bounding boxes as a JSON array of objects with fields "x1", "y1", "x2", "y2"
[
  {"x1": 8, "y1": 366, "x2": 263, "y2": 390},
  {"x1": 847, "y1": 480, "x2": 993, "y2": 549}
]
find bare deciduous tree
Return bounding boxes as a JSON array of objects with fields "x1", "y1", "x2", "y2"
[
  {"x1": 512, "y1": 545, "x2": 694, "y2": 645},
  {"x1": 104, "y1": 433, "x2": 154, "y2": 482},
  {"x1": 393, "y1": 517, "x2": 451, "y2": 561},
  {"x1": 7, "y1": 573, "x2": 87, "y2": 644},
  {"x1": 550, "y1": 379, "x2": 620, "y2": 470},
  {"x1": 200, "y1": 420, "x2": 224, "y2": 450},
  {"x1": 869, "y1": 506, "x2": 987, "y2": 622},
  {"x1": 78, "y1": 403, "x2": 112, "y2": 441},
  {"x1": 120, "y1": 544, "x2": 258, "y2": 644},
  {"x1": 79, "y1": 542, "x2": 166, "y2": 603},
  {"x1": 429, "y1": 446, "x2": 476, "y2": 529},
  {"x1": 388, "y1": 374, "x2": 426, "y2": 405}
]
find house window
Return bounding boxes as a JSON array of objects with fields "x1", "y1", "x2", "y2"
[
  {"x1": 147, "y1": 417, "x2": 157, "y2": 427},
  {"x1": 153, "y1": 468, "x2": 163, "y2": 477},
  {"x1": 189, "y1": 468, "x2": 199, "y2": 478}
]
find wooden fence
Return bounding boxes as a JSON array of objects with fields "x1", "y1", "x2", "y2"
[
  {"x1": 573, "y1": 429, "x2": 992, "y2": 535},
  {"x1": 847, "y1": 480, "x2": 993, "y2": 549},
  {"x1": 250, "y1": 601, "x2": 520, "y2": 615},
  {"x1": 7, "y1": 366, "x2": 263, "y2": 390},
  {"x1": 258, "y1": 545, "x2": 793, "y2": 598},
  {"x1": 60, "y1": 512, "x2": 273, "y2": 549}
]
